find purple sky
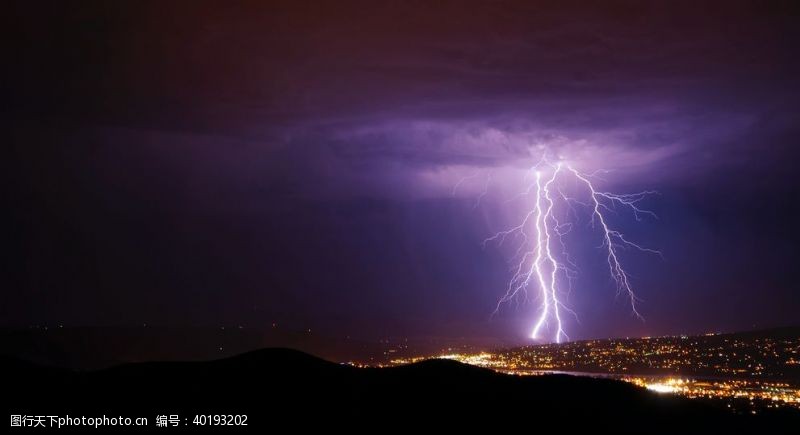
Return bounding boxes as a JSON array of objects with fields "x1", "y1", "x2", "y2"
[{"x1": 4, "y1": 1, "x2": 799, "y2": 343}]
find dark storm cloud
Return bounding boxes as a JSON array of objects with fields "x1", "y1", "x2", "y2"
[
  {"x1": 6, "y1": 1, "x2": 797, "y2": 188},
  {"x1": 7, "y1": 2, "x2": 797, "y2": 133},
  {"x1": 3, "y1": 1, "x2": 799, "y2": 340}
]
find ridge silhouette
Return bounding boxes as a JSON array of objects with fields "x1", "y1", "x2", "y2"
[{"x1": 4, "y1": 348, "x2": 799, "y2": 432}]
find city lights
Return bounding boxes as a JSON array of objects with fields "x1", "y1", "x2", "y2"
[{"x1": 388, "y1": 332, "x2": 800, "y2": 412}]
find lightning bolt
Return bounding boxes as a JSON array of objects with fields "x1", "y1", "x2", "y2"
[
  {"x1": 453, "y1": 170, "x2": 493, "y2": 210},
  {"x1": 485, "y1": 157, "x2": 660, "y2": 343},
  {"x1": 473, "y1": 172, "x2": 492, "y2": 210},
  {"x1": 452, "y1": 171, "x2": 481, "y2": 196}
]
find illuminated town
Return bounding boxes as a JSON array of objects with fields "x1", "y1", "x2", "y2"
[{"x1": 386, "y1": 329, "x2": 800, "y2": 413}]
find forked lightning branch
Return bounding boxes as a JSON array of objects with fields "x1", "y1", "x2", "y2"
[{"x1": 482, "y1": 156, "x2": 661, "y2": 343}]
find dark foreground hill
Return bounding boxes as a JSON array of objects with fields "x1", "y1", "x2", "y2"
[{"x1": 3, "y1": 349, "x2": 798, "y2": 432}]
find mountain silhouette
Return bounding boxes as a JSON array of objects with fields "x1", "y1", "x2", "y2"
[{"x1": 3, "y1": 348, "x2": 798, "y2": 432}]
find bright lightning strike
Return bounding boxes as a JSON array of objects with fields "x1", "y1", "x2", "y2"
[{"x1": 484, "y1": 158, "x2": 660, "y2": 343}]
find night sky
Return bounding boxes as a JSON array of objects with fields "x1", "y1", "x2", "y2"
[{"x1": 3, "y1": 1, "x2": 799, "y2": 343}]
